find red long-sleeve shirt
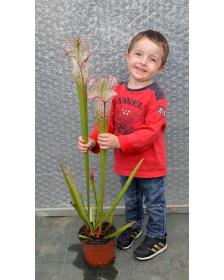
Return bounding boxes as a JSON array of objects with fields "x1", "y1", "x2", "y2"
[{"x1": 89, "y1": 82, "x2": 167, "y2": 178}]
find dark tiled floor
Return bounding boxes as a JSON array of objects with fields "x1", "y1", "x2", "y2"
[{"x1": 35, "y1": 214, "x2": 189, "y2": 280}]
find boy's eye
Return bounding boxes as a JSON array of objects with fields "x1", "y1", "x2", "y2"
[
  {"x1": 150, "y1": 58, "x2": 156, "y2": 62},
  {"x1": 135, "y1": 53, "x2": 141, "y2": 56}
]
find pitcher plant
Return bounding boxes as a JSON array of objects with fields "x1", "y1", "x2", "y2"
[
  {"x1": 61, "y1": 36, "x2": 144, "y2": 240},
  {"x1": 88, "y1": 75, "x2": 118, "y2": 233},
  {"x1": 62, "y1": 37, "x2": 91, "y2": 216}
]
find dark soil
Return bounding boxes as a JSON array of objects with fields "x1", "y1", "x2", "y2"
[{"x1": 78, "y1": 222, "x2": 117, "y2": 246}]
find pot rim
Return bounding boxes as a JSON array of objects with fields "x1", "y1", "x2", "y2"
[
  {"x1": 78, "y1": 234, "x2": 116, "y2": 247},
  {"x1": 78, "y1": 224, "x2": 117, "y2": 248}
]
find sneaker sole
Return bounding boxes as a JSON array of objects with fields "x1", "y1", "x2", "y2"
[
  {"x1": 116, "y1": 230, "x2": 142, "y2": 250},
  {"x1": 134, "y1": 244, "x2": 167, "y2": 260}
]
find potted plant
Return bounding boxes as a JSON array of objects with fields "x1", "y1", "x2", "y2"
[{"x1": 60, "y1": 37, "x2": 143, "y2": 267}]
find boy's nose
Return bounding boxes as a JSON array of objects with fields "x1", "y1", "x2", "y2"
[{"x1": 140, "y1": 56, "x2": 147, "y2": 65}]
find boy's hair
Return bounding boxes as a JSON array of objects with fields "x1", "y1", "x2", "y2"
[{"x1": 128, "y1": 30, "x2": 169, "y2": 67}]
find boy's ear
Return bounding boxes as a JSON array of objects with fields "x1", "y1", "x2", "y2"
[
  {"x1": 157, "y1": 65, "x2": 165, "y2": 74},
  {"x1": 125, "y1": 52, "x2": 129, "y2": 62}
]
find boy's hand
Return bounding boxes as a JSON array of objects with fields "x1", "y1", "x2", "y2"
[
  {"x1": 78, "y1": 136, "x2": 96, "y2": 153},
  {"x1": 97, "y1": 133, "x2": 121, "y2": 150}
]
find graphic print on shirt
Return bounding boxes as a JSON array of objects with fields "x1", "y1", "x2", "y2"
[
  {"x1": 158, "y1": 106, "x2": 167, "y2": 117},
  {"x1": 114, "y1": 105, "x2": 147, "y2": 135}
]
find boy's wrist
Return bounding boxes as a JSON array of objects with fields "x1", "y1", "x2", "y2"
[
  {"x1": 89, "y1": 138, "x2": 96, "y2": 148},
  {"x1": 92, "y1": 139, "x2": 96, "y2": 148},
  {"x1": 115, "y1": 136, "x2": 121, "y2": 149}
]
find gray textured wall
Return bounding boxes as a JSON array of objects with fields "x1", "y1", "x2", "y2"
[{"x1": 35, "y1": 0, "x2": 189, "y2": 209}]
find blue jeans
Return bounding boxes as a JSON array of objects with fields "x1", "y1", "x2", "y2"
[{"x1": 119, "y1": 175, "x2": 167, "y2": 240}]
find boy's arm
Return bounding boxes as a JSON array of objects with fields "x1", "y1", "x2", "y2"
[{"x1": 117, "y1": 98, "x2": 167, "y2": 154}]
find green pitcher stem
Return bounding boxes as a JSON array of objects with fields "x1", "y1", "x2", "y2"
[
  {"x1": 99, "y1": 148, "x2": 106, "y2": 233},
  {"x1": 77, "y1": 85, "x2": 90, "y2": 218},
  {"x1": 83, "y1": 152, "x2": 90, "y2": 217}
]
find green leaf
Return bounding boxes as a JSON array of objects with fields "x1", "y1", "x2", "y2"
[
  {"x1": 103, "y1": 221, "x2": 135, "y2": 239},
  {"x1": 59, "y1": 156, "x2": 76, "y2": 203},
  {"x1": 91, "y1": 205, "x2": 95, "y2": 228},
  {"x1": 70, "y1": 202, "x2": 89, "y2": 225},
  {"x1": 90, "y1": 179, "x2": 98, "y2": 208},
  {"x1": 102, "y1": 158, "x2": 144, "y2": 222},
  {"x1": 79, "y1": 192, "x2": 88, "y2": 217},
  {"x1": 109, "y1": 213, "x2": 113, "y2": 225},
  {"x1": 98, "y1": 148, "x2": 107, "y2": 233},
  {"x1": 103, "y1": 213, "x2": 114, "y2": 235},
  {"x1": 79, "y1": 234, "x2": 91, "y2": 240},
  {"x1": 60, "y1": 157, "x2": 92, "y2": 228},
  {"x1": 66, "y1": 165, "x2": 92, "y2": 230}
]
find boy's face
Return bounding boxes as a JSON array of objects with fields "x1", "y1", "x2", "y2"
[{"x1": 125, "y1": 37, "x2": 165, "y2": 87}]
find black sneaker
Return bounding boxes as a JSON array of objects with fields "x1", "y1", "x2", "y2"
[
  {"x1": 133, "y1": 235, "x2": 167, "y2": 260},
  {"x1": 116, "y1": 227, "x2": 142, "y2": 249}
]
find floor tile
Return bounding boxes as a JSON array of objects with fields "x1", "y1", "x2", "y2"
[
  {"x1": 35, "y1": 216, "x2": 45, "y2": 228},
  {"x1": 35, "y1": 263, "x2": 63, "y2": 280},
  {"x1": 62, "y1": 262, "x2": 98, "y2": 280},
  {"x1": 35, "y1": 216, "x2": 45, "y2": 246},
  {"x1": 133, "y1": 254, "x2": 172, "y2": 280},
  {"x1": 35, "y1": 217, "x2": 73, "y2": 264},
  {"x1": 98, "y1": 248, "x2": 133, "y2": 280},
  {"x1": 166, "y1": 214, "x2": 189, "y2": 280}
]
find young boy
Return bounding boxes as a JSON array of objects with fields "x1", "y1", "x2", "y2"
[{"x1": 78, "y1": 30, "x2": 169, "y2": 260}]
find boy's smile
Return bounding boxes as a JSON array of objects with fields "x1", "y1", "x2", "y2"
[
  {"x1": 135, "y1": 66, "x2": 147, "y2": 73},
  {"x1": 125, "y1": 37, "x2": 165, "y2": 89}
]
